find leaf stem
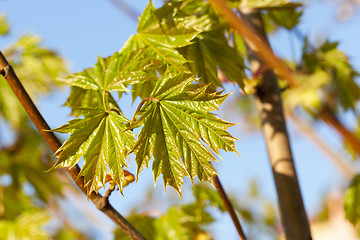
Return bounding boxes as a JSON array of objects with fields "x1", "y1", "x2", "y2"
[
  {"x1": 102, "y1": 90, "x2": 108, "y2": 111},
  {"x1": 131, "y1": 97, "x2": 159, "y2": 122},
  {"x1": 0, "y1": 51, "x2": 145, "y2": 240}
]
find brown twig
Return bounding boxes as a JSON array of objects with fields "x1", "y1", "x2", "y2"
[
  {"x1": 0, "y1": 51, "x2": 146, "y2": 240},
  {"x1": 131, "y1": 97, "x2": 159, "y2": 122},
  {"x1": 213, "y1": 175, "x2": 247, "y2": 240}
]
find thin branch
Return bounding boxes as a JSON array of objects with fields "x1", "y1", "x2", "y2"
[
  {"x1": 212, "y1": 175, "x2": 247, "y2": 240},
  {"x1": 0, "y1": 51, "x2": 146, "y2": 240},
  {"x1": 319, "y1": 105, "x2": 360, "y2": 157},
  {"x1": 287, "y1": 110, "x2": 356, "y2": 179}
]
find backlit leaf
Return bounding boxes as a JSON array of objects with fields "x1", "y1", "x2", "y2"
[
  {"x1": 65, "y1": 87, "x2": 121, "y2": 117},
  {"x1": 130, "y1": 73, "x2": 237, "y2": 194},
  {"x1": 119, "y1": 2, "x2": 200, "y2": 72},
  {"x1": 50, "y1": 108, "x2": 135, "y2": 195},
  {"x1": 63, "y1": 49, "x2": 154, "y2": 94},
  {"x1": 299, "y1": 40, "x2": 360, "y2": 111},
  {"x1": 182, "y1": 31, "x2": 245, "y2": 89}
]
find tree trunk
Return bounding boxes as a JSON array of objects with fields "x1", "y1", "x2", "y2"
[{"x1": 239, "y1": 8, "x2": 312, "y2": 240}]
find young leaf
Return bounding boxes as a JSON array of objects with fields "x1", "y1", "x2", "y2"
[
  {"x1": 300, "y1": 40, "x2": 360, "y2": 111},
  {"x1": 119, "y1": 1, "x2": 200, "y2": 72},
  {"x1": 130, "y1": 73, "x2": 238, "y2": 194},
  {"x1": 63, "y1": 51, "x2": 152, "y2": 93},
  {"x1": 65, "y1": 87, "x2": 121, "y2": 117},
  {"x1": 50, "y1": 108, "x2": 135, "y2": 195},
  {"x1": 264, "y1": 8, "x2": 303, "y2": 31},
  {"x1": 181, "y1": 31, "x2": 246, "y2": 89}
]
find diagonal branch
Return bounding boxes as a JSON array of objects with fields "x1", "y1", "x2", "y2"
[
  {"x1": 287, "y1": 110, "x2": 356, "y2": 179},
  {"x1": 213, "y1": 175, "x2": 247, "y2": 240},
  {"x1": 0, "y1": 51, "x2": 146, "y2": 240},
  {"x1": 319, "y1": 105, "x2": 360, "y2": 157}
]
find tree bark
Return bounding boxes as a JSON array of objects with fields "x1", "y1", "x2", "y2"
[{"x1": 239, "y1": 9, "x2": 312, "y2": 240}]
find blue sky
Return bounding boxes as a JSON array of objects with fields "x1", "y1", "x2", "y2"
[{"x1": 1, "y1": 0, "x2": 359, "y2": 239}]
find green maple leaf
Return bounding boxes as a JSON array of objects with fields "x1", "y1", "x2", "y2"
[
  {"x1": 182, "y1": 31, "x2": 245, "y2": 89},
  {"x1": 130, "y1": 72, "x2": 238, "y2": 195},
  {"x1": 63, "y1": 50, "x2": 152, "y2": 93},
  {"x1": 65, "y1": 87, "x2": 121, "y2": 117},
  {"x1": 119, "y1": 1, "x2": 200, "y2": 72},
  {"x1": 50, "y1": 108, "x2": 135, "y2": 195}
]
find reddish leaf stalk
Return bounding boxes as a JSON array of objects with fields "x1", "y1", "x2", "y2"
[
  {"x1": 131, "y1": 97, "x2": 159, "y2": 122},
  {"x1": 0, "y1": 51, "x2": 146, "y2": 240},
  {"x1": 213, "y1": 175, "x2": 247, "y2": 240},
  {"x1": 103, "y1": 90, "x2": 108, "y2": 111}
]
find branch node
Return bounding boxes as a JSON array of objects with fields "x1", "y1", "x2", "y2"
[{"x1": 0, "y1": 64, "x2": 11, "y2": 78}]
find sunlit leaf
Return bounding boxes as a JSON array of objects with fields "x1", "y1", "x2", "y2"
[
  {"x1": 50, "y1": 108, "x2": 135, "y2": 195},
  {"x1": 63, "y1": 51, "x2": 151, "y2": 92},
  {"x1": 264, "y1": 8, "x2": 303, "y2": 31},
  {"x1": 119, "y1": 2, "x2": 200, "y2": 72},
  {"x1": 65, "y1": 87, "x2": 121, "y2": 117},
  {"x1": 182, "y1": 31, "x2": 245, "y2": 89},
  {"x1": 130, "y1": 72, "x2": 237, "y2": 194},
  {"x1": 299, "y1": 40, "x2": 360, "y2": 111},
  {"x1": 283, "y1": 71, "x2": 329, "y2": 110}
]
